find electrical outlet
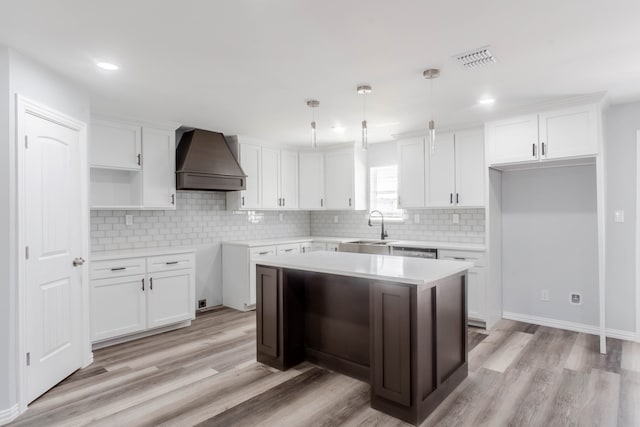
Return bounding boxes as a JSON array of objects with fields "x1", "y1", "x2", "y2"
[
  {"x1": 570, "y1": 293, "x2": 582, "y2": 305},
  {"x1": 198, "y1": 299, "x2": 206, "y2": 309},
  {"x1": 541, "y1": 289, "x2": 550, "y2": 301},
  {"x1": 279, "y1": 213, "x2": 284, "y2": 222},
  {"x1": 333, "y1": 216, "x2": 339, "y2": 223},
  {"x1": 125, "y1": 214, "x2": 133, "y2": 226},
  {"x1": 615, "y1": 210, "x2": 625, "y2": 223},
  {"x1": 414, "y1": 214, "x2": 420, "y2": 223},
  {"x1": 452, "y1": 213, "x2": 460, "y2": 224}
]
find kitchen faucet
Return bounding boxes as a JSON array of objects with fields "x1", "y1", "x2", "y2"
[{"x1": 368, "y1": 210, "x2": 388, "y2": 240}]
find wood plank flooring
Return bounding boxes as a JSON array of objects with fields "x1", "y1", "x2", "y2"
[{"x1": 10, "y1": 307, "x2": 640, "y2": 427}]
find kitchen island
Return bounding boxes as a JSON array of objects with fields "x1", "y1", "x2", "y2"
[{"x1": 254, "y1": 251, "x2": 472, "y2": 425}]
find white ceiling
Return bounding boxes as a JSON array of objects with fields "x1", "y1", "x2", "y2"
[{"x1": 1, "y1": 0, "x2": 639, "y2": 146}]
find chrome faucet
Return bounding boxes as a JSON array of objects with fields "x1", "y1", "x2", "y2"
[{"x1": 368, "y1": 210, "x2": 388, "y2": 240}]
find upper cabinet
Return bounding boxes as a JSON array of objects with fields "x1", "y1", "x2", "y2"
[
  {"x1": 299, "y1": 151, "x2": 325, "y2": 209},
  {"x1": 324, "y1": 146, "x2": 367, "y2": 210},
  {"x1": 486, "y1": 104, "x2": 599, "y2": 166},
  {"x1": 227, "y1": 141, "x2": 299, "y2": 210},
  {"x1": 398, "y1": 128, "x2": 485, "y2": 209},
  {"x1": 397, "y1": 138, "x2": 425, "y2": 208},
  {"x1": 90, "y1": 118, "x2": 177, "y2": 210}
]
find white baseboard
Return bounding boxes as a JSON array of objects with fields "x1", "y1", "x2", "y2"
[
  {"x1": 0, "y1": 403, "x2": 20, "y2": 426},
  {"x1": 502, "y1": 312, "x2": 638, "y2": 342}
]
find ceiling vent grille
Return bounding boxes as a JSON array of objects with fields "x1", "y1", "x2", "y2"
[{"x1": 453, "y1": 46, "x2": 497, "y2": 69}]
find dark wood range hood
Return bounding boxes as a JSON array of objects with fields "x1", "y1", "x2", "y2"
[{"x1": 176, "y1": 129, "x2": 247, "y2": 191}]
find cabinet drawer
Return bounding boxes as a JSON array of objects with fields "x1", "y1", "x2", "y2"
[
  {"x1": 311, "y1": 243, "x2": 327, "y2": 251},
  {"x1": 438, "y1": 250, "x2": 486, "y2": 267},
  {"x1": 276, "y1": 243, "x2": 300, "y2": 256},
  {"x1": 147, "y1": 253, "x2": 195, "y2": 273},
  {"x1": 250, "y1": 246, "x2": 277, "y2": 259},
  {"x1": 91, "y1": 257, "x2": 146, "y2": 280}
]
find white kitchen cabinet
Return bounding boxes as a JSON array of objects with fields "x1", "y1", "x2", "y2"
[
  {"x1": 486, "y1": 104, "x2": 599, "y2": 166},
  {"x1": 276, "y1": 243, "x2": 300, "y2": 255},
  {"x1": 280, "y1": 150, "x2": 299, "y2": 209},
  {"x1": 539, "y1": 104, "x2": 598, "y2": 160},
  {"x1": 90, "y1": 118, "x2": 178, "y2": 210},
  {"x1": 397, "y1": 137, "x2": 425, "y2": 208},
  {"x1": 454, "y1": 128, "x2": 486, "y2": 207},
  {"x1": 299, "y1": 151, "x2": 325, "y2": 209},
  {"x1": 324, "y1": 146, "x2": 367, "y2": 210},
  {"x1": 141, "y1": 127, "x2": 176, "y2": 209},
  {"x1": 301, "y1": 242, "x2": 313, "y2": 253},
  {"x1": 311, "y1": 242, "x2": 328, "y2": 252},
  {"x1": 237, "y1": 143, "x2": 262, "y2": 209},
  {"x1": 261, "y1": 147, "x2": 280, "y2": 209},
  {"x1": 426, "y1": 132, "x2": 456, "y2": 207},
  {"x1": 326, "y1": 243, "x2": 340, "y2": 252},
  {"x1": 90, "y1": 250, "x2": 196, "y2": 346},
  {"x1": 91, "y1": 120, "x2": 142, "y2": 170},
  {"x1": 228, "y1": 145, "x2": 299, "y2": 210},
  {"x1": 439, "y1": 249, "x2": 487, "y2": 325}
]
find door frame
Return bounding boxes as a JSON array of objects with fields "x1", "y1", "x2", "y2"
[
  {"x1": 15, "y1": 94, "x2": 91, "y2": 412},
  {"x1": 637, "y1": 131, "x2": 640, "y2": 342}
]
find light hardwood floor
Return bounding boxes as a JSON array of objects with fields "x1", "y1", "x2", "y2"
[{"x1": 10, "y1": 307, "x2": 640, "y2": 426}]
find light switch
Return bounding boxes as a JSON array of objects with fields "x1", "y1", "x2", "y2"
[{"x1": 614, "y1": 210, "x2": 625, "y2": 223}]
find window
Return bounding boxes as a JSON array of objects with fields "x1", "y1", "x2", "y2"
[{"x1": 369, "y1": 165, "x2": 404, "y2": 221}]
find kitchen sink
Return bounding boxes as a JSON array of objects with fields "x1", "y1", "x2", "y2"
[{"x1": 338, "y1": 240, "x2": 396, "y2": 255}]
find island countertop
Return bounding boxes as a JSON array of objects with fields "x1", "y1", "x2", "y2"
[{"x1": 254, "y1": 251, "x2": 472, "y2": 286}]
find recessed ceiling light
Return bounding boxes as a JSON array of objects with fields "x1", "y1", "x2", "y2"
[
  {"x1": 479, "y1": 98, "x2": 495, "y2": 105},
  {"x1": 96, "y1": 62, "x2": 119, "y2": 71}
]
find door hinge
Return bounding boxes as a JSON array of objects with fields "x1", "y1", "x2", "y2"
[
  {"x1": 24, "y1": 135, "x2": 28, "y2": 149},
  {"x1": 25, "y1": 246, "x2": 29, "y2": 260},
  {"x1": 26, "y1": 352, "x2": 31, "y2": 366}
]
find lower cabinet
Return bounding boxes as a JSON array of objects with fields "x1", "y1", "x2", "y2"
[
  {"x1": 90, "y1": 250, "x2": 196, "y2": 345},
  {"x1": 438, "y1": 249, "x2": 487, "y2": 326}
]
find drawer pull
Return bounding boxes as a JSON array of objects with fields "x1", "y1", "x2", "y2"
[
  {"x1": 284, "y1": 249, "x2": 294, "y2": 252},
  {"x1": 453, "y1": 257, "x2": 466, "y2": 260},
  {"x1": 142, "y1": 278, "x2": 145, "y2": 291},
  {"x1": 165, "y1": 261, "x2": 179, "y2": 265},
  {"x1": 150, "y1": 277, "x2": 153, "y2": 290},
  {"x1": 258, "y1": 251, "x2": 270, "y2": 255},
  {"x1": 111, "y1": 267, "x2": 126, "y2": 271}
]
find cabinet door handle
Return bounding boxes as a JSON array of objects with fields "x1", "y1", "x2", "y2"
[
  {"x1": 533, "y1": 143, "x2": 537, "y2": 157},
  {"x1": 541, "y1": 142, "x2": 546, "y2": 156},
  {"x1": 453, "y1": 257, "x2": 466, "y2": 260},
  {"x1": 320, "y1": 198, "x2": 324, "y2": 207},
  {"x1": 171, "y1": 194, "x2": 175, "y2": 205},
  {"x1": 450, "y1": 193, "x2": 453, "y2": 204},
  {"x1": 282, "y1": 198, "x2": 285, "y2": 207},
  {"x1": 241, "y1": 196, "x2": 245, "y2": 206},
  {"x1": 165, "y1": 261, "x2": 178, "y2": 265},
  {"x1": 284, "y1": 248, "x2": 294, "y2": 252},
  {"x1": 456, "y1": 193, "x2": 459, "y2": 204},
  {"x1": 277, "y1": 198, "x2": 281, "y2": 206},
  {"x1": 349, "y1": 198, "x2": 352, "y2": 207},
  {"x1": 111, "y1": 267, "x2": 126, "y2": 271},
  {"x1": 137, "y1": 154, "x2": 141, "y2": 166},
  {"x1": 141, "y1": 278, "x2": 145, "y2": 291},
  {"x1": 150, "y1": 277, "x2": 153, "y2": 290},
  {"x1": 259, "y1": 251, "x2": 270, "y2": 255}
]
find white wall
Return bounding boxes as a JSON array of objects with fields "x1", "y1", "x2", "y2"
[
  {"x1": 604, "y1": 102, "x2": 639, "y2": 333},
  {"x1": 502, "y1": 165, "x2": 599, "y2": 326},
  {"x1": 1, "y1": 47, "x2": 89, "y2": 419},
  {"x1": 0, "y1": 45, "x2": 14, "y2": 418}
]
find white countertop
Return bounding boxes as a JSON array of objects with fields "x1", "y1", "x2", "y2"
[
  {"x1": 223, "y1": 236, "x2": 485, "y2": 252},
  {"x1": 91, "y1": 246, "x2": 196, "y2": 261},
  {"x1": 254, "y1": 251, "x2": 473, "y2": 286}
]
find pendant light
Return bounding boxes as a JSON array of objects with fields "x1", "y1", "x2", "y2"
[
  {"x1": 307, "y1": 100, "x2": 319, "y2": 148},
  {"x1": 423, "y1": 68, "x2": 440, "y2": 154},
  {"x1": 357, "y1": 85, "x2": 372, "y2": 150}
]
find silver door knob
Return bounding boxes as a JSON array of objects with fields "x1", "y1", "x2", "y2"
[{"x1": 73, "y1": 257, "x2": 85, "y2": 267}]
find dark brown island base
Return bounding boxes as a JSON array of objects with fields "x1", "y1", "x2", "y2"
[{"x1": 254, "y1": 251, "x2": 471, "y2": 425}]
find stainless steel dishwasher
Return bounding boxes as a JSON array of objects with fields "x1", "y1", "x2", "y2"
[{"x1": 390, "y1": 246, "x2": 438, "y2": 259}]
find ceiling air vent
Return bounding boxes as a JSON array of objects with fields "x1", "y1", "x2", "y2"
[{"x1": 453, "y1": 46, "x2": 497, "y2": 69}]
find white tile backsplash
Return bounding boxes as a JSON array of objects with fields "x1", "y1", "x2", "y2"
[
  {"x1": 90, "y1": 191, "x2": 310, "y2": 252},
  {"x1": 310, "y1": 208, "x2": 485, "y2": 243}
]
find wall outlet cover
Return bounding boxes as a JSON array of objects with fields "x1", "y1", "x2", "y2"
[
  {"x1": 198, "y1": 299, "x2": 207, "y2": 309},
  {"x1": 414, "y1": 214, "x2": 420, "y2": 223},
  {"x1": 541, "y1": 289, "x2": 550, "y2": 301},
  {"x1": 614, "y1": 210, "x2": 625, "y2": 223},
  {"x1": 333, "y1": 216, "x2": 339, "y2": 223},
  {"x1": 570, "y1": 293, "x2": 582, "y2": 305},
  {"x1": 452, "y1": 213, "x2": 460, "y2": 224},
  {"x1": 125, "y1": 214, "x2": 133, "y2": 226},
  {"x1": 279, "y1": 213, "x2": 284, "y2": 222}
]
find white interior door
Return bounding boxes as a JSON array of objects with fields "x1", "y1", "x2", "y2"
[{"x1": 24, "y1": 108, "x2": 84, "y2": 404}]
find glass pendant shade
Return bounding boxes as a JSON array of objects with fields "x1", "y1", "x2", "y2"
[
  {"x1": 362, "y1": 120, "x2": 368, "y2": 150},
  {"x1": 311, "y1": 120, "x2": 317, "y2": 149},
  {"x1": 428, "y1": 119, "x2": 435, "y2": 154}
]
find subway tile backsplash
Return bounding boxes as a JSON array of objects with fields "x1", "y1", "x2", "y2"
[
  {"x1": 90, "y1": 191, "x2": 310, "y2": 252},
  {"x1": 90, "y1": 193, "x2": 485, "y2": 253},
  {"x1": 310, "y1": 209, "x2": 485, "y2": 243}
]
